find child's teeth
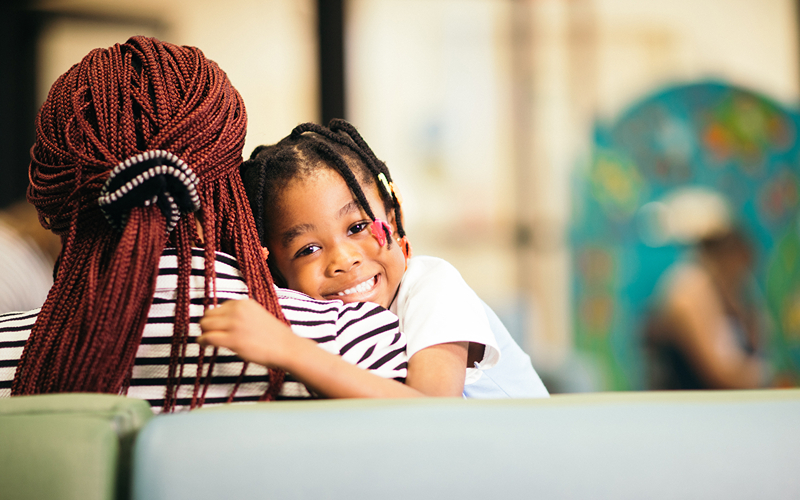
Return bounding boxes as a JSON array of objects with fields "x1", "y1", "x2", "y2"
[{"x1": 338, "y1": 277, "x2": 374, "y2": 296}]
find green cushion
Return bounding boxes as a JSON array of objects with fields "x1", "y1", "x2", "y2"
[{"x1": 0, "y1": 393, "x2": 152, "y2": 500}]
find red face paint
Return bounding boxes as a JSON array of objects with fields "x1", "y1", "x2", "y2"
[{"x1": 370, "y1": 218, "x2": 393, "y2": 246}]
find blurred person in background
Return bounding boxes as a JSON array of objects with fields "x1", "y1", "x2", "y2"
[
  {"x1": 644, "y1": 188, "x2": 771, "y2": 390},
  {"x1": 0, "y1": 200, "x2": 60, "y2": 313}
]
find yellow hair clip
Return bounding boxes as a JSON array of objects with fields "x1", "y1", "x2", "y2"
[
  {"x1": 378, "y1": 172, "x2": 403, "y2": 206},
  {"x1": 377, "y1": 173, "x2": 392, "y2": 195}
]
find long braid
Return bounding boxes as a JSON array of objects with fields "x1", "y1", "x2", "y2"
[
  {"x1": 297, "y1": 121, "x2": 405, "y2": 238},
  {"x1": 14, "y1": 43, "x2": 169, "y2": 394},
  {"x1": 227, "y1": 157, "x2": 288, "y2": 400},
  {"x1": 328, "y1": 119, "x2": 407, "y2": 238},
  {"x1": 13, "y1": 36, "x2": 285, "y2": 407},
  {"x1": 313, "y1": 142, "x2": 379, "y2": 222},
  {"x1": 289, "y1": 123, "x2": 381, "y2": 222}
]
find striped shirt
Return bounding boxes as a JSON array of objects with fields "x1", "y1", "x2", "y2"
[{"x1": 0, "y1": 248, "x2": 408, "y2": 412}]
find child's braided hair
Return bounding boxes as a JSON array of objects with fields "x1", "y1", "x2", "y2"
[
  {"x1": 12, "y1": 36, "x2": 286, "y2": 410},
  {"x1": 241, "y1": 119, "x2": 407, "y2": 283}
]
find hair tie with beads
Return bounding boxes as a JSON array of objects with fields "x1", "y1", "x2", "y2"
[{"x1": 98, "y1": 150, "x2": 201, "y2": 232}]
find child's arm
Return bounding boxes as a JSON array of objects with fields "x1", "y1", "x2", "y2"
[
  {"x1": 198, "y1": 299, "x2": 426, "y2": 398},
  {"x1": 405, "y1": 343, "x2": 468, "y2": 396},
  {"x1": 396, "y1": 256, "x2": 502, "y2": 397}
]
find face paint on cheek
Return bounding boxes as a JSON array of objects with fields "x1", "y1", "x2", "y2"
[{"x1": 370, "y1": 218, "x2": 393, "y2": 246}]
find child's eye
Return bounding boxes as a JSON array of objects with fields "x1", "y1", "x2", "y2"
[
  {"x1": 294, "y1": 244, "x2": 320, "y2": 258},
  {"x1": 348, "y1": 221, "x2": 370, "y2": 235}
]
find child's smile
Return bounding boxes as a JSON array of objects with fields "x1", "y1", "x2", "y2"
[
  {"x1": 333, "y1": 275, "x2": 378, "y2": 298},
  {"x1": 267, "y1": 168, "x2": 406, "y2": 309}
]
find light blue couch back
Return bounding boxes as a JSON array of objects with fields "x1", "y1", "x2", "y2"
[{"x1": 131, "y1": 389, "x2": 800, "y2": 499}]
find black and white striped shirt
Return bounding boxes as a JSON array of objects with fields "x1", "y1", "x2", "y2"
[{"x1": 0, "y1": 248, "x2": 408, "y2": 412}]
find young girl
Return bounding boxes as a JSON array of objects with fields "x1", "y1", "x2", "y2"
[{"x1": 225, "y1": 119, "x2": 548, "y2": 398}]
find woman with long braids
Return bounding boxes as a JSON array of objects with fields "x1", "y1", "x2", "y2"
[
  {"x1": 201, "y1": 119, "x2": 548, "y2": 398},
  {"x1": 0, "y1": 36, "x2": 420, "y2": 411}
]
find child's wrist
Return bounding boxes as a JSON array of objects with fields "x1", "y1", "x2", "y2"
[{"x1": 272, "y1": 330, "x2": 310, "y2": 372}]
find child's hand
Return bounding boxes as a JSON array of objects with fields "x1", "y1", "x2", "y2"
[
  {"x1": 198, "y1": 299, "x2": 295, "y2": 368},
  {"x1": 200, "y1": 300, "x2": 424, "y2": 399}
]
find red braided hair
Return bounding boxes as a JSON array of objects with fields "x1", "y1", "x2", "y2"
[{"x1": 12, "y1": 36, "x2": 286, "y2": 408}]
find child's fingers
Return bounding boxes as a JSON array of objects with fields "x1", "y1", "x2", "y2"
[
  {"x1": 197, "y1": 331, "x2": 232, "y2": 350},
  {"x1": 201, "y1": 302, "x2": 230, "y2": 320},
  {"x1": 199, "y1": 311, "x2": 235, "y2": 333},
  {"x1": 202, "y1": 299, "x2": 257, "y2": 322}
]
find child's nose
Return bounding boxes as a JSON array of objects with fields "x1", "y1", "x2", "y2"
[{"x1": 326, "y1": 242, "x2": 362, "y2": 275}]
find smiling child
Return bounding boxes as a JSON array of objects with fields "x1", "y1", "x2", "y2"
[{"x1": 219, "y1": 120, "x2": 550, "y2": 398}]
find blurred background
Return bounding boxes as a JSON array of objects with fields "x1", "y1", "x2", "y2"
[{"x1": 1, "y1": 0, "x2": 799, "y2": 393}]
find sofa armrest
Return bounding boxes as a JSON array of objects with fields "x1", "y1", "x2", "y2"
[{"x1": 0, "y1": 393, "x2": 153, "y2": 500}]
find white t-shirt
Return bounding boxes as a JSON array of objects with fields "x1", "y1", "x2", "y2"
[{"x1": 389, "y1": 256, "x2": 500, "y2": 384}]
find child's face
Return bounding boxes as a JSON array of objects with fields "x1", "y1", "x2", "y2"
[{"x1": 267, "y1": 168, "x2": 406, "y2": 309}]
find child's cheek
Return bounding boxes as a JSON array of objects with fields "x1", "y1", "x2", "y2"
[{"x1": 301, "y1": 265, "x2": 325, "y2": 299}]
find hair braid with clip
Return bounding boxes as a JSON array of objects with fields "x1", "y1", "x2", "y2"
[{"x1": 13, "y1": 36, "x2": 286, "y2": 408}]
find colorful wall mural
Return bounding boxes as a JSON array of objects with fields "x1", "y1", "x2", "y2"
[{"x1": 572, "y1": 82, "x2": 800, "y2": 390}]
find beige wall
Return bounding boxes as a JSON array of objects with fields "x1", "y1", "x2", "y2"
[
  {"x1": 592, "y1": 0, "x2": 800, "y2": 120},
  {"x1": 35, "y1": 0, "x2": 318, "y2": 157}
]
